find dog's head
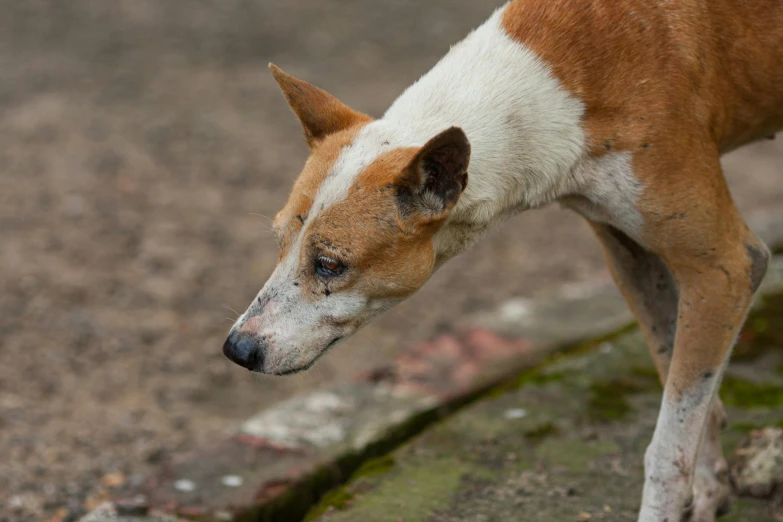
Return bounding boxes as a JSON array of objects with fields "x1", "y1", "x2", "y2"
[{"x1": 222, "y1": 65, "x2": 471, "y2": 374}]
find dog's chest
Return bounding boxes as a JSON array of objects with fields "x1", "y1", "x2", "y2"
[{"x1": 559, "y1": 152, "x2": 646, "y2": 243}]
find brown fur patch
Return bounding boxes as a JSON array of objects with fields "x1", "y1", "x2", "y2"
[
  {"x1": 295, "y1": 147, "x2": 446, "y2": 301},
  {"x1": 502, "y1": 0, "x2": 783, "y2": 259},
  {"x1": 269, "y1": 64, "x2": 372, "y2": 147},
  {"x1": 501, "y1": 0, "x2": 783, "y2": 159},
  {"x1": 274, "y1": 124, "x2": 370, "y2": 260}
]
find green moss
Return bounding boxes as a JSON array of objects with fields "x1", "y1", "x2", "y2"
[
  {"x1": 524, "y1": 421, "x2": 560, "y2": 442},
  {"x1": 303, "y1": 487, "x2": 356, "y2": 521},
  {"x1": 520, "y1": 370, "x2": 574, "y2": 387},
  {"x1": 484, "y1": 369, "x2": 576, "y2": 400},
  {"x1": 566, "y1": 321, "x2": 639, "y2": 355},
  {"x1": 484, "y1": 322, "x2": 638, "y2": 400},
  {"x1": 720, "y1": 376, "x2": 783, "y2": 408},
  {"x1": 352, "y1": 455, "x2": 396, "y2": 479},
  {"x1": 537, "y1": 438, "x2": 620, "y2": 473},
  {"x1": 302, "y1": 456, "x2": 397, "y2": 520},
  {"x1": 241, "y1": 461, "x2": 345, "y2": 522},
  {"x1": 719, "y1": 497, "x2": 776, "y2": 522},
  {"x1": 732, "y1": 292, "x2": 783, "y2": 362},
  {"x1": 311, "y1": 458, "x2": 467, "y2": 522},
  {"x1": 588, "y1": 377, "x2": 649, "y2": 422},
  {"x1": 732, "y1": 422, "x2": 762, "y2": 434},
  {"x1": 731, "y1": 419, "x2": 783, "y2": 434},
  {"x1": 629, "y1": 365, "x2": 662, "y2": 385}
]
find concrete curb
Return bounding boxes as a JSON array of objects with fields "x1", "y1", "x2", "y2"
[{"x1": 80, "y1": 209, "x2": 783, "y2": 522}]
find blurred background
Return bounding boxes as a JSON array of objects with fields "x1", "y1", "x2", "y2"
[{"x1": 0, "y1": 1, "x2": 781, "y2": 520}]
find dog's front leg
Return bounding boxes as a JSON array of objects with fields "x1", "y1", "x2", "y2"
[
  {"x1": 588, "y1": 221, "x2": 738, "y2": 519},
  {"x1": 638, "y1": 241, "x2": 764, "y2": 522}
]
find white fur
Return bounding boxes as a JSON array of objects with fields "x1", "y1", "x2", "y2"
[
  {"x1": 312, "y1": 124, "x2": 400, "y2": 214},
  {"x1": 311, "y1": 7, "x2": 587, "y2": 227},
  {"x1": 382, "y1": 7, "x2": 587, "y2": 222},
  {"x1": 562, "y1": 152, "x2": 645, "y2": 243},
  {"x1": 640, "y1": 384, "x2": 720, "y2": 521}
]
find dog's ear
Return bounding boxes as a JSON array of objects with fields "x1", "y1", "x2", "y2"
[
  {"x1": 269, "y1": 64, "x2": 371, "y2": 148},
  {"x1": 396, "y1": 127, "x2": 470, "y2": 219}
]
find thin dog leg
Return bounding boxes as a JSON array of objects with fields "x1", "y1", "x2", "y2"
[
  {"x1": 631, "y1": 154, "x2": 769, "y2": 522},
  {"x1": 589, "y1": 222, "x2": 735, "y2": 520}
]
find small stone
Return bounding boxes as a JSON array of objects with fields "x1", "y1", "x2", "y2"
[
  {"x1": 9, "y1": 495, "x2": 24, "y2": 511},
  {"x1": 504, "y1": 408, "x2": 528, "y2": 419},
  {"x1": 45, "y1": 507, "x2": 69, "y2": 522},
  {"x1": 83, "y1": 495, "x2": 105, "y2": 512},
  {"x1": 576, "y1": 512, "x2": 592, "y2": 521},
  {"x1": 174, "y1": 479, "x2": 197, "y2": 492},
  {"x1": 127, "y1": 473, "x2": 146, "y2": 487},
  {"x1": 221, "y1": 475, "x2": 244, "y2": 487},
  {"x1": 500, "y1": 298, "x2": 532, "y2": 322},
  {"x1": 100, "y1": 472, "x2": 125, "y2": 488},
  {"x1": 114, "y1": 496, "x2": 149, "y2": 517},
  {"x1": 730, "y1": 427, "x2": 783, "y2": 498},
  {"x1": 146, "y1": 447, "x2": 167, "y2": 463}
]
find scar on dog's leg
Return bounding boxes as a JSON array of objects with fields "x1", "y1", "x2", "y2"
[
  {"x1": 629, "y1": 154, "x2": 768, "y2": 522},
  {"x1": 590, "y1": 222, "x2": 733, "y2": 520}
]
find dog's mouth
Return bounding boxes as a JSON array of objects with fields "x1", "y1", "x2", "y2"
[
  {"x1": 326, "y1": 336, "x2": 342, "y2": 348},
  {"x1": 273, "y1": 336, "x2": 343, "y2": 376}
]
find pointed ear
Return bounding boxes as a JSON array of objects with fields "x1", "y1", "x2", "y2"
[
  {"x1": 397, "y1": 127, "x2": 470, "y2": 218},
  {"x1": 269, "y1": 63, "x2": 371, "y2": 148}
]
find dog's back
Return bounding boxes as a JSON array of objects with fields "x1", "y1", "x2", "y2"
[{"x1": 502, "y1": 0, "x2": 783, "y2": 155}]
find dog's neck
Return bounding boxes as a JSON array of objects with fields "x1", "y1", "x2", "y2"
[{"x1": 379, "y1": 9, "x2": 588, "y2": 264}]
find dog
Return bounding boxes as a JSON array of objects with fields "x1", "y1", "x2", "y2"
[{"x1": 222, "y1": 1, "x2": 783, "y2": 520}]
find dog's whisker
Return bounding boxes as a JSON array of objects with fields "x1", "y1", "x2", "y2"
[
  {"x1": 220, "y1": 305, "x2": 241, "y2": 317},
  {"x1": 247, "y1": 212, "x2": 275, "y2": 224}
]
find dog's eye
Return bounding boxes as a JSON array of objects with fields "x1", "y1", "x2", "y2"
[{"x1": 314, "y1": 255, "x2": 346, "y2": 277}]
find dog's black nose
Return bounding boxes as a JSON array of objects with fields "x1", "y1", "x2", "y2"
[{"x1": 222, "y1": 331, "x2": 264, "y2": 371}]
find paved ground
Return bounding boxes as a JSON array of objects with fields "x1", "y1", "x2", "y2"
[
  {"x1": 0, "y1": 1, "x2": 781, "y2": 520},
  {"x1": 309, "y1": 294, "x2": 783, "y2": 522}
]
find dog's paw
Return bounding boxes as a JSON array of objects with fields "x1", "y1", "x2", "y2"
[{"x1": 685, "y1": 458, "x2": 731, "y2": 522}]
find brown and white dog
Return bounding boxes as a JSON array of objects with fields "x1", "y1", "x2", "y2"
[{"x1": 222, "y1": 1, "x2": 783, "y2": 520}]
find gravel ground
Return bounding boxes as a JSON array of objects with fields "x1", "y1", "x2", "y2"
[{"x1": 0, "y1": 1, "x2": 781, "y2": 520}]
